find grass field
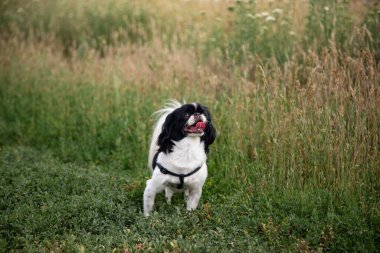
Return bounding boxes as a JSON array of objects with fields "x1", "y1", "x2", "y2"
[{"x1": 0, "y1": 0, "x2": 379, "y2": 252}]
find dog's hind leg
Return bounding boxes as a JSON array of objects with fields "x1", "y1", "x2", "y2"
[
  {"x1": 165, "y1": 187, "x2": 173, "y2": 204},
  {"x1": 184, "y1": 188, "x2": 190, "y2": 202}
]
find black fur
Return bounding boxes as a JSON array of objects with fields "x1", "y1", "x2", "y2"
[
  {"x1": 157, "y1": 103, "x2": 216, "y2": 154},
  {"x1": 200, "y1": 106, "x2": 216, "y2": 153}
]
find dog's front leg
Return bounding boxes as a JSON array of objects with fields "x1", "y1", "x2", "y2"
[
  {"x1": 143, "y1": 177, "x2": 164, "y2": 216},
  {"x1": 186, "y1": 187, "x2": 203, "y2": 211}
]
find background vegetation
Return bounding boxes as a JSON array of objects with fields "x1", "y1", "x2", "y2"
[{"x1": 0, "y1": 0, "x2": 379, "y2": 252}]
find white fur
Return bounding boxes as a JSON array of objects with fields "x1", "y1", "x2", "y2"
[{"x1": 144, "y1": 101, "x2": 208, "y2": 216}]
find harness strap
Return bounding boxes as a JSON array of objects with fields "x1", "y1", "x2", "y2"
[
  {"x1": 156, "y1": 162, "x2": 202, "y2": 189},
  {"x1": 153, "y1": 151, "x2": 202, "y2": 189}
]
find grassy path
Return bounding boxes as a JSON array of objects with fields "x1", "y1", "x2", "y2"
[{"x1": 0, "y1": 146, "x2": 377, "y2": 252}]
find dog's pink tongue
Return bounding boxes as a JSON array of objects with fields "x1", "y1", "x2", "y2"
[{"x1": 196, "y1": 121, "x2": 206, "y2": 130}]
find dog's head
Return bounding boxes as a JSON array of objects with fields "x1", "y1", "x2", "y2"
[{"x1": 157, "y1": 103, "x2": 216, "y2": 153}]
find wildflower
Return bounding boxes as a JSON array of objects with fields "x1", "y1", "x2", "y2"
[
  {"x1": 265, "y1": 16, "x2": 276, "y2": 22},
  {"x1": 272, "y1": 8, "x2": 283, "y2": 14},
  {"x1": 324, "y1": 6, "x2": 329, "y2": 11},
  {"x1": 259, "y1": 11, "x2": 270, "y2": 17},
  {"x1": 245, "y1": 13, "x2": 256, "y2": 19}
]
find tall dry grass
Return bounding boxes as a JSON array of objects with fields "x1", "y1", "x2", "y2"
[{"x1": 0, "y1": 0, "x2": 378, "y2": 194}]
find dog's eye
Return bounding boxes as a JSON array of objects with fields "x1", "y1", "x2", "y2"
[{"x1": 185, "y1": 113, "x2": 190, "y2": 119}]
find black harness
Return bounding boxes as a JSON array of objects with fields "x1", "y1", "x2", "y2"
[{"x1": 153, "y1": 152, "x2": 203, "y2": 189}]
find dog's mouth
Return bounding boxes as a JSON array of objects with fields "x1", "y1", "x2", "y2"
[{"x1": 184, "y1": 121, "x2": 206, "y2": 134}]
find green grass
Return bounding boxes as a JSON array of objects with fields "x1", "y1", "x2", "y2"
[
  {"x1": 0, "y1": 0, "x2": 168, "y2": 56},
  {"x1": 0, "y1": 0, "x2": 379, "y2": 252},
  {"x1": 1, "y1": 146, "x2": 377, "y2": 252}
]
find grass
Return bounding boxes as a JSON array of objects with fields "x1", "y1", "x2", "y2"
[
  {"x1": 0, "y1": 0, "x2": 379, "y2": 252},
  {"x1": 0, "y1": 0, "x2": 157, "y2": 56},
  {"x1": 1, "y1": 146, "x2": 377, "y2": 252}
]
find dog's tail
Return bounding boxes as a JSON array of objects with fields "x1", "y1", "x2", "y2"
[{"x1": 147, "y1": 99, "x2": 183, "y2": 171}]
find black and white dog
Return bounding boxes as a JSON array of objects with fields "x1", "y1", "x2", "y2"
[{"x1": 143, "y1": 100, "x2": 216, "y2": 216}]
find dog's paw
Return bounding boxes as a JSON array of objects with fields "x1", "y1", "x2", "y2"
[{"x1": 186, "y1": 205, "x2": 198, "y2": 211}]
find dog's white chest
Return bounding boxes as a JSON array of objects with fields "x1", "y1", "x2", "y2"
[{"x1": 162, "y1": 137, "x2": 206, "y2": 170}]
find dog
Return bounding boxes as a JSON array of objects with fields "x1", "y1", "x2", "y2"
[{"x1": 143, "y1": 100, "x2": 216, "y2": 216}]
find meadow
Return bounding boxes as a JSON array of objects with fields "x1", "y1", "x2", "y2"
[{"x1": 0, "y1": 0, "x2": 379, "y2": 252}]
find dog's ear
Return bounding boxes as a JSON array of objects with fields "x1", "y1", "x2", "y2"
[
  {"x1": 203, "y1": 122, "x2": 216, "y2": 153},
  {"x1": 202, "y1": 106, "x2": 216, "y2": 153},
  {"x1": 157, "y1": 112, "x2": 175, "y2": 153}
]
